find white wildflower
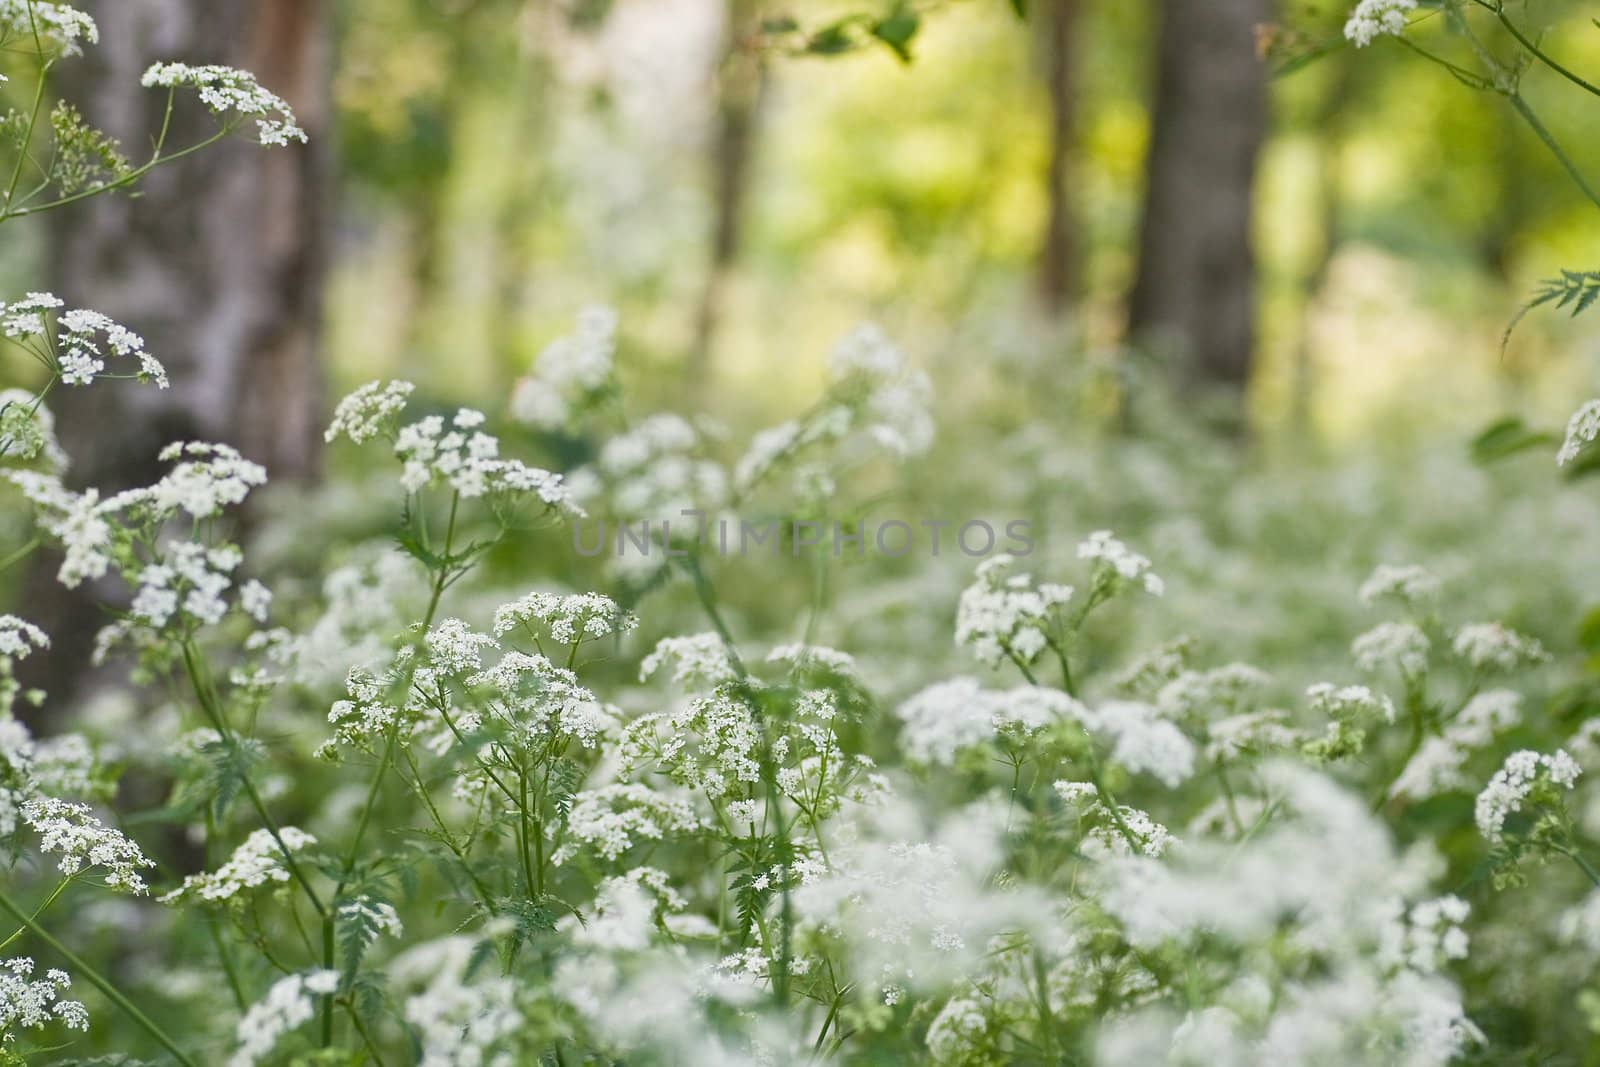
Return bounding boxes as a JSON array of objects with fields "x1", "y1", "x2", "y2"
[
  {"x1": 1359, "y1": 563, "x2": 1441, "y2": 609},
  {"x1": 229, "y1": 970, "x2": 338, "y2": 1067},
  {"x1": 1474, "y1": 749, "x2": 1581, "y2": 842},
  {"x1": 1352, "y1": 621, "x2": 1430, "y2": 677},
  {"x1": 325, "y1": 380, "x2": 414, "y2": 444},
  {"x1": 491, "y1": 590, "x2": 636, "y2": 644},
  {"x1": 1558, "y1": 399, "x2": 1600, "y2": 466},
  {"x1": 140, "y1": 63, "x2": 307, "y2": 146},
  {"x1": 161, "y1": 827, "x2": 316, "y2": 903},
  {"x1": 1345, "y1": 0, "x2": 1416, "y2": 47},
  {"x1": 954, "y1": 555, "x2": 1073, "y2": 668},
  {"x1": 510, "y1": 306, "x2": 618, "y2": 429},
  {"x1": 1078, "y1": 530, "x2": 1164, "y2": 596},
  {"x1": 1450, "y1": 622, "x2": 1548, "y2": 673},
  {"x1": 23, "y1": 797, "x2": 152, "y2": 893},
  {"x1": 0, "y1": 957, "x2": 88, "y2": 1039}
]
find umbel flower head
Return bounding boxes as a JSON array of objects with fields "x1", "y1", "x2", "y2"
[{"x1": 140, "y1": 63, "x2": 307, "y2": 147}]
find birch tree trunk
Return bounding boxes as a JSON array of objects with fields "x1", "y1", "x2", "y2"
[{"x1": 1127, "y1": 0, "x2": 1268, "y2": 396}]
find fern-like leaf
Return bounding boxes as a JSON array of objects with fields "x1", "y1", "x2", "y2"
[{"x1": 1503, "y1": 269, "x2": 1600, "y2": 354}]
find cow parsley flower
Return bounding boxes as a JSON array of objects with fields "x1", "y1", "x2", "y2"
[
  {"x1": 325, "y1": 379, "x2": 415, "y2": 444},
  {"x1": 229, "y1": 970, "x2": 338, "y2": 1067},
  {"x1": 0, "y1": 3, "x2": 97, "y2": 55},
  {"x1": 1096, "y1": 700, "x2": 1196, "y2": 787},
  {"x1": 1558, "y1": 399, "x2": 1600, "y2": 465},
  {"x1": 161, "y1": 827, "x2": 316, "y2": 903},
  {"x1": 393, "y1": 408, "x2": 575, "y2": 507},
  {"x1": 895, "y1": 678, "x2": 1089, "y2": 765},
  {"x1": 1345, "y1": 0, "x2": 1416, "y2": 46},
  {"x1": 1078, "y1": 530, "x2": 1164, "y2": 596},
  {"x1": 1378, "y1": 896, "x2": 1470, "y2": 975},
  {"x1": 1352, "y1": 621, "x2": 1430, "y2": 677},
  {"x1": 639, "y1": 633, "x2": 738, "y2": 688},
  {"x1": 140, "y1": 63, "x2": 307, "y2": 146},
  {"x1": 465, "y1": 650, "x2": 619, "y2": 748},
  {"x1": 1359, "y1": 563, "x2": 1440, "y2": 609},
  {"x1": 1474, "y1": 749, "x2": 1580, "y2": 842},
  {"x1": 954, "y1": 555, "x2": 1073, "y2": 668},
  {"x1": 555, "y1": 784, "x2": 705, "y2": 865},
  {"x1": 510, "y1": 306, "x2": 618, "y2": 429},
  {"x1": 391, "y1": 937, "x2": 522, "y2": 1066},
  {"x1": 0, "y1": 294, "x2": 166, "y2": 388},
  {"x1": 0, "y1": 616, "x2": 48, "y2": 661},
  {"x1": 0, "y1": 957, "x2": 87, "y2": 1039},
  {"x1": 1451, "y1": 622, "x2": 1548, "y2": 673},
  {"x1": 1391, "y1": 690, "x2": 1522, "y2": 799},
  {"x1": 23, "y1": 797, "x2": 152, "y2": 893},
  {"x1": 492, "y1": 590, "x2": 636, "y2": 644},
  {"x1": 1055, "y1": 781, "x2": 1178, "y2": 857}
]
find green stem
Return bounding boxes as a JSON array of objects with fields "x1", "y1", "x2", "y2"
[
  {"x1": 0, "y1": 877, "x2": 69, "y2": 952},
  {"x1": 0, "y1": 885, "x2": 196, "y2": 1066},
  {"x1": 1492, "y1": 6, "x2": 1600, "y2": 100}
]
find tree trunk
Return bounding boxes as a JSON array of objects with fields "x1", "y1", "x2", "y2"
[
  {"x1": 51, "y1": 0, "x2": 332, "y2": 489},
  {"x1": 22, "y1": 0, "x2": 332, "y2": 706},
  {"x1": 690, "y1": 0, "x2": 764, "y2": 387},
  {"x1": 1127, "y1": 0, "x2": 1268, "y2": 395},
  {"x1": 1035, "y1": 0, "x2": 1078, "y2": 316}
]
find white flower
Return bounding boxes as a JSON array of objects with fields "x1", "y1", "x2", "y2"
[
  {"x1": 894, "y1": 678, "x2": 1088, "y2": 765},
  {"x1": 0, "y1": 294, "x2": 166, "y2": 388},
  {"x1": 1450, "y1": 622, "x2": 1548, "y2": 673},
  {"x1": 1359, "y1": 563, "x2": 1440, "y2": 608},
  {"x1": 325, "y1": 380, "x2": 415, "y2": 443},
  {"x1": 160, "y1": 827, "x2": 316, "y2": 903},
  {"x1": 0, "y1": 957, "x2": 87, "y2": 1039},
  {"x1": 0, "y1": 616, "x2": 48, "y2": 660},
  {"x1": 229, "y1": 970, "x2": 338, "y2": 1067},
  {"x1": 1474, "y1": 749, "x2": 1581, "y2": 842},
  {"x1": 1391, "y1": 690, "x2": 1522, "y2": 799},
  {"x1": 1078, "y1": 530, "x2": 1164, "y2": 596},
  {"x1": 1558, "y1": 399, "x2": 1600, "y2": 466},
  {"x1": 491, "y1": 590, "x2": 636, "y2": 644},
  {"x1": 23, "y1": 797, "x2": 152, "y2": 893},
  {"x1": 392, "y1": 409, "x2": 575, "y2": 507},
  {"x1": 556, "y1": 783, "x2": 707, "y2": 870},
  {"x1": 0, "y1": 3, "x2": 97, "y2": 55},
  {"x1": 1345, "y1": 0, "x2": 1416, "y2": 46},
  {"x1": 510, "y1": 305, "x2": 618, "y2": 429},
  {"x1": 639, "y1": 633, "x2": 738, "y2": 688},
  {"x1": 1352, "y1": 621, "x2": 1430, "y2": 677},
  {"x1": 140, "y1": 63, "x2": 307, "y2": 146},
  {"x1": 954, "y1": 555, "x2": 1073, "y2": 668}
]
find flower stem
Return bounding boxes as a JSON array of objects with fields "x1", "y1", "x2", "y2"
[{"x1": 0, "y1": 885, "x2": 196, "y2": 1067}]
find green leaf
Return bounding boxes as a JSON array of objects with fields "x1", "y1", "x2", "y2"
[
  {"x1": 871, "y1": 7, "x2": 921, "y2": 63},
  {"x1": 1503, "y1": 268, "x2": 1600, "y2": 354},
  {"x1": 807, "y1": 22, "x2": 857, "y2": 55},
  {"x1": 1468, "y1": 416, "x2": 1559, "y2": 466}
]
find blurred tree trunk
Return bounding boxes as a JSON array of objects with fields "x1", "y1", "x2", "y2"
[
  {"x1": 1035, "y1": 0, "x2": 1078, "y2": 315},
  {"x1": 690, "y1": 0, "x2": 765, "y2": 386},
  {"x1": 23, "y1": 0, "x2": 333, "y2": 704},
  {"x1": 1128, "y1": 0, "x2": 1268, "y2": 396}
]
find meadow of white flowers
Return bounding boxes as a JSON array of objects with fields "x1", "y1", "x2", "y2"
[{"x1": 3, "y1": 1, "x2": 1600, "y2": 1064}]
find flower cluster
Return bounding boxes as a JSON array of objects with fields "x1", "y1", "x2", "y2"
[
  {"x1": 0, "y1": 957, "x2": 87, "y2": 1040},
  {"x1": 1474, "y1": 749, "x2": 1580, "y2": 842},
  {"x1": 140, "y1": 63, "x2": 307, "y2": 146},
  {"x1": 1345, "y1": 0, "x2": 1416, "y2": 47},
  {"x1": 954, "y1": 554, "x2": 1073, "y2": 668},
  {"x1": 510, "y1": 306, "x2": 618, "y2": 430},
  {"x1": 0, "y1": 292, "x2": 167, "y2": 388}
]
